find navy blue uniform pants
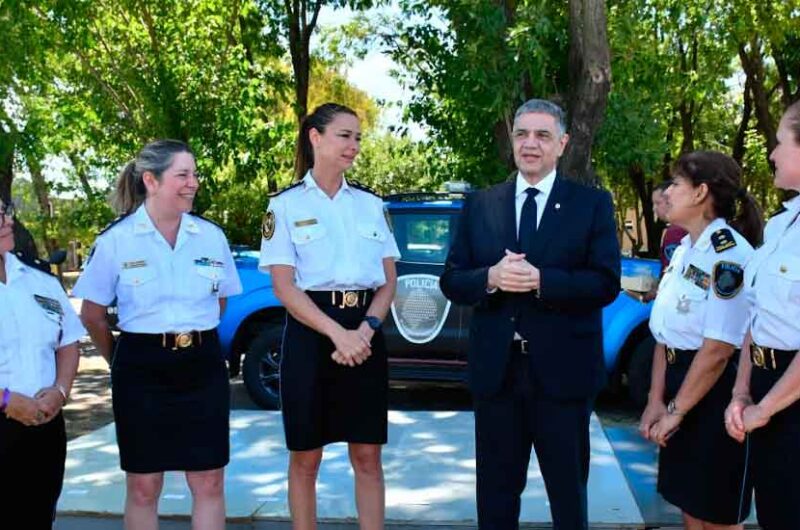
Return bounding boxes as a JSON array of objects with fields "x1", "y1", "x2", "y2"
[
  {"x1": 0, "y1": 411, "x2": 66, "y2": 529},
  {"x1": 473, "y1": 351, "x2": 592, "y2": 530}
]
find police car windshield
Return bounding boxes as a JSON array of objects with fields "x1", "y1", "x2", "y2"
[{"x1": 389, "y1": 212, "x2": 455, "y2": 265}]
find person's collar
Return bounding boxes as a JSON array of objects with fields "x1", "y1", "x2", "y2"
[
  {"x1": 783, "y1": 193, "x2": 800, "y2": 212},
  {"x1": 693, "y1": 217, "x2": 727, "y2": 251},
  {"x1": 303, "y1": 169, "x2": 351, "y2": 195},
  {"x1": 132, "y1": 204, "x2": 199, "y2": 235},
  {"x1": 3, "y1": 251, "x2": 28, "y2": 284},
  {"x1": 515, "y1": 169, "x2": 557, "y2": 198}
]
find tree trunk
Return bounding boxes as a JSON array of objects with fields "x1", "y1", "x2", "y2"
[
  {"x1": 738, "y1": 41, "x2": 777, "y2": 163},
  {"x1": 0, "y1": 130, "x2": 39, "y2": 257},
  {"x1": 560, "y1": 0, "x2": 611, "y2": 185},
  {"x1": 732, "y1": 75, "x2": 752, "y2": 166},
  {"x1": 284, "y1": 0, "x2": 323, "y2": 124},
  {"x1": 25, "y1": 154, "x2": 56, "y2": 254},
  {"x1": 628, "y1": 163, "x2": 661, "y2": 258}
]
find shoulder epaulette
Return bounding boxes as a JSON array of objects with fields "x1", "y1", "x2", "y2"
[
  {"x1": 189, "y1": 211, "x2": 223, "y2": 231},
  {"x1": 711, "y1": 228, "x2": 737, "y2": 253},
  {"x1": 349, "y1": 180, "x2": 381, "y2": 198},
  {"x1": 268, "y1": 181, "x2": 303, "y2": 198},
  {"x1": 13, "y1": 250, "x2": 55, "y2": 276},
  {"x1": 98, "y1": 213, "x2": 131, "y2": 236}
]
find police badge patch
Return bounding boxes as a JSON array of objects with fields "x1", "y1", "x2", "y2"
[
  {"x1": 262, "y1": 210, "x2": 275, "y2": 240},
  {"x1": 712, "y1": 261, "x2": 744, "y2": 299}
]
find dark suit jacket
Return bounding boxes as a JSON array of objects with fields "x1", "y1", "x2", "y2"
[{"x1": 440, "y1": 176, "x2": 621, "y2": 400}]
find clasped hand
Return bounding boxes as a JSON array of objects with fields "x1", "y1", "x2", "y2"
[
  {"x1": 331, "y1": 324, "x2": 373, "y2": 367},
  {"x1": 488, "y1": 250, "x2": 540, "y2": 293},
  {"x1": 4, "y1": 386, "x2": 64, "y2": 427}
]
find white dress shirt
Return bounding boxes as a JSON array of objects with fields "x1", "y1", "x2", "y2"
[
  {"x1": 515, "y1": 169, "x2": 556, "y2": 236},
  {"x1": 73, "y1": 205, "x2": 242, "y2": 333},
  {"x1": 0, "y1": 252, "x2": 85, "y2": 397},
  {"x1": 258, "y1": 171, "x2": 400, "y2": 290},
  {"x1": 650, "y1": 218, "x2": 753, "y2": 350},
  {"x1": 746, "y1": 195, "x2": 800, "y2": 350}
]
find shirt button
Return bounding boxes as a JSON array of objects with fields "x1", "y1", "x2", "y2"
[
  {"x1": 510, "y1": 316, "x2": 516, "y2": 322},
  {"x1": 780, "y1": 265, "x2": 788, "y2": 273}
]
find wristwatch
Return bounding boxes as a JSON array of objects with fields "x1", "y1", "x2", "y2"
[
  {"x1": 363, "y1": 316, "x2": 382, "y2": 331},
  {"x1": 667, "y1": 399, "x2": 685, "y2": 416}
]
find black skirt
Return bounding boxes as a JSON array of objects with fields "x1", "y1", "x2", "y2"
[
  {"x1": 658, "y1": 349, "x2": 752, "y2": 524},
  {"x1": 749, "y1": 350, "x2": 800, "y2": 530},
  {"x1": 280, "y1": 295, "x2": 388, "y2": 451},
  {"x1": 111, "y1": 330, "x2": 230, "y2": 473}
]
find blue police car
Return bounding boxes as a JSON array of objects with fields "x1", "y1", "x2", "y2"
[{"x1": 218, "y1": 190, "x2": 661, "y2": 409}]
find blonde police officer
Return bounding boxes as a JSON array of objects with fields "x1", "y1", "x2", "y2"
[
  {"x1": 74, "y1": 140, "x2": 241, "y2": 530},
  {"x1": 639, "y1": 151, "x2": 763, "y2": 529},
  {"x1": 259, "y1": 103, "x2": 399, "y2": 530},
  {"x1": 0, "y1": 199, "x2": 84, "y2": 529},
  {"x1": 726, "y1": 101, "x2": 800, "y2": 530}
]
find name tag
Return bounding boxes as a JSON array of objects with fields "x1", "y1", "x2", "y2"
[
  {"x1": 122, "y1": 259, "x2": 147, "y2": 270},
  {"x1": 195, "y1": 257, "x2": 224, "y2": 268},
  {"x1": 294, "y1": 218, "x2": 318, "y2": 227}
]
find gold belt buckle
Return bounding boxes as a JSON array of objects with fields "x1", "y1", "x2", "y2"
[
  {"x1": 666, "y1": 347, "x2": 676, "y2": 365},
  {"x1": 340, "y1": 291, "x2": 360, "y2": 308},
  {"x1": 751, "y1": 344, "x2": 766, "y2": 369},
  {"x1": 175, "y1": 332, "x2": 194, "y2": 350}
]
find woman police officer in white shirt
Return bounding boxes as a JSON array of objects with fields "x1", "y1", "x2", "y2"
[
  {"x1": 639, "y1": 151, "x2": 763, "y2": 529},
  {"x1": 725, "y1": 101, "x2": 800, "y2": 530},
  {"x1": 259, "y1": 103, "x2": 400, "y2": 530},
  {"x1": 73, "y1": 140, "x2": 241, "y2": 530},
  {"x1": 0, "y1": 199, "x2": 85, "y2": 529}
]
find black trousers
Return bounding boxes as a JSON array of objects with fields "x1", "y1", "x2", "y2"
[
  {"x1": 473, "y1": 351, "x2": 592, "y2": 530},
  {"x1": 0, "y1": 411, "x2": 67, "y2": 529}
]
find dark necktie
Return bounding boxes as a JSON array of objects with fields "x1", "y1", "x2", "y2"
[{"x1": 519, "y1": 187, "x2": 539, "y2": 254}]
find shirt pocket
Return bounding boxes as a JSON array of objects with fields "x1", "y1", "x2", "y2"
[
  {"x1": 118, "y1": 266, "x2": 158, "y2": 307},
  {"x1": 674, "y1": 287, "x2": 708, "y2": 339},
  {"x1": 289, "y1": 224, "x2": 332, "y2": 274},
  {"x1": 766, "y1": 256, "x2": 800, "y2": 305},
  {"x1": 356, "y1": 222, "x2": 387, "y2": 265},
  {"x1": 31, "y1": 302, "x2": 62, "y2": 352},
  {"x1": 195, "y1": 265, "x2": 227, "y2": 297}
]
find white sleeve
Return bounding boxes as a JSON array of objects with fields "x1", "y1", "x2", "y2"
[
  {"x1": 51, "y1": 280, "x2": 86, "y2": 347},
  {"x1": 218, "y1": 231, "x2": 243, "y2": 298},
  {"x1": 258, "y1": 196, "x2": 295, "y2": 272},
  {"x1": 703, "y1": 257, "x2": 750, "y2": 347},
  {"x1": 71, "y1": 235, "x2": 118, "y2": 306}
]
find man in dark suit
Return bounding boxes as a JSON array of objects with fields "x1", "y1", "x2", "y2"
[{"x1": 440, "y1": 99, "x2": 620, "y2": 530}]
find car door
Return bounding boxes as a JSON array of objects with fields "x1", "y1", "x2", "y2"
[{"x1": 382, "y1": 205, "x2": 466, "y2": 364}]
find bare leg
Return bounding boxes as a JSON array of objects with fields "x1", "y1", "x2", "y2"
[
  {"x1": 348, "y1": 443, "x2": 384, "y2": 530},
  {"x1": 186, "y1": 467, "x2": 226, "y2": 530},
  {"x1": 124, "y1": 472, "x2": 164, "y2": 530},
  {"x1": 289, "y1": 448, "x2": 323, "y2": 530}
]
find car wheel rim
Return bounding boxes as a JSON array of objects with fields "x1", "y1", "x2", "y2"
[{"x1": 259, "y1": 348, "x2": 281, "y2": 398}]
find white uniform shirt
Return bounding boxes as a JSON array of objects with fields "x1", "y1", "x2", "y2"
[
  {"x1": 746, "y1": 195, "x2": 800, "y2": 350},
  {"x1": 0, "y1": 252, "x2": 85, "y2": 397},
  {"x1": 72, "y1": 205, "x2": 242, "y2": 333},
  {"x1": 515, "y1": 169, "x2": 556, "y2": 234},
  {"x1": 650, "y1": 218, "x2": 753, "y2": 350},
  {"x1": 258, "y1": 172, "x2": 400, "y2": 290}
]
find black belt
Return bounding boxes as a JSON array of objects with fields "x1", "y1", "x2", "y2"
[
  {"x1": 665, "y1": 347, "x2": 697, "y2": 365},
  {"x1": 121, "y1": 329, "x2": 216, "y2": 351},
  {"x1": 511, "y1": 339, "x2": 529, "y2": 355},
  {"x1": 751, "y1": 344, "x2": 798, "y2": 371},
  {"x1": 306, "y1": 289, "x2": 373, "y2": 309}
]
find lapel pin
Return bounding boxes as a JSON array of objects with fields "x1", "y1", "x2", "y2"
[{"x1": 555, "y1": 203, "x2": 561, "y2": 210}]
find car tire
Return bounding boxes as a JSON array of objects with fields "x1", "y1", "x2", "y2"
[
  {"x1": 242, "y1": 322, "x2": 284, "y2": 410},
  {"x1": 627, "y1": 334, "x2": 656, "y2": 408}
]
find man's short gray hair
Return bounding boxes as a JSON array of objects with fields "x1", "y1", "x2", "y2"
[{"x1": 514, "y1": 99, "x2": 567, "y2": 136}]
